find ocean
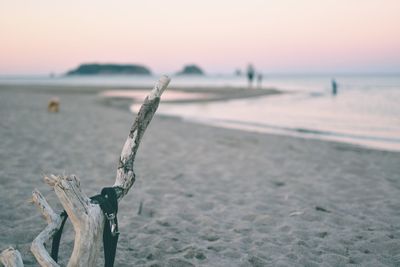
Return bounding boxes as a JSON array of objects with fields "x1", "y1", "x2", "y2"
[{"x1": 1, "y1": 74, "x2": 399, "y2": 151}]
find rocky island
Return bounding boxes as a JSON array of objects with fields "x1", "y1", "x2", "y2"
[
  {"x1": 66, "y1": 63, "x2": 152, "y2": 75},
  {"x1": 177, "y1": 64, "x2": 205, "y2": 75}
]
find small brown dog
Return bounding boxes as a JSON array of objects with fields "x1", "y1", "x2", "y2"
[{"x1": 48, "y1": 98, "x2": 60, "y2": 112}]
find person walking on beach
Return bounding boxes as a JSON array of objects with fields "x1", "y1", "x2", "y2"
[
  {"x1": 247, "y1": 64, "x2": 255, "y2": 89},
  {"x1": 331, "y1": 79, "x2": 338, "y2": 95},
  {"x1": 257, "y1": 73, "x2": 263, "y2": 89}
]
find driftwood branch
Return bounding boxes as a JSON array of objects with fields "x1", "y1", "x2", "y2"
[
  {"x1": 30, "y1": 188, "x2": 62, "y2": 267},
  {"x1": 0, "y1": 247, "x2": 24, "y2": 267},
  {"x1": 44, "y1": 174, "x2": 104, "y2": 267},
  {"x1": 114, "y1": 75, "x2": 170, "y2": 199},
  {"x1": 0, "y1": 75, "x2": 171, "y2": 267}
]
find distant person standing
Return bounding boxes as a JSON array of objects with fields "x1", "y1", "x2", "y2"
[
  {"x1": 257, "y1": 73, "x2": 263, "y2": 89},
  {"x1": 247, "y1": 64, "x2": 255, "y2": 88},
  {"x1": 331, "y1": 79, "x2": 338, "y2": 95}
]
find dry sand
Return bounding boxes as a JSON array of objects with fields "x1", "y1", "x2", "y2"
[{"x1": 0, "y1": 85, "x2": 399, "y2": 267}]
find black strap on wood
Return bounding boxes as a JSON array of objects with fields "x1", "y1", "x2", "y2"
[
  {"x1": 92, "y1": 187, "x2": 120, "y2": 267},
  {"x1": 50, "y1": 210, "x2": 68, "y2": 262},
  {"x1": 51, "y1": 187, "x2": 119, "y2": 267}
]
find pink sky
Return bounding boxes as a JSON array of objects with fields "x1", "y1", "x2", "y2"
[{"x1": 1, "y1": 0, "x2": 399, "y2": 75}]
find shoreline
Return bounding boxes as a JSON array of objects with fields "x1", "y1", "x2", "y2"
[
  {"x1": 100, "y1": 86, "x2": 400, "y2": 154},
  {"x1": 0, "y1": 85, "x2": 399, "y2": 266},
  {"x1": 2, "y1": 83, "x2": 398, "y2": 153},
  {"x1": 0, "y1": 83, "x2": 282, "y2": 103},
  {"x1": 0, "y1": 83, "x2": 282, "y2": 93}
]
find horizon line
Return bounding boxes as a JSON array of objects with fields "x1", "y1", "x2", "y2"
[{"x1": 1, "y1": 71, "x2": 400, "y2": 78}]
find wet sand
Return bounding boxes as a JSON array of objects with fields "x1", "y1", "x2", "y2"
[{"x1": 0, "y1": 85, "x2": 399, "y2": 266}]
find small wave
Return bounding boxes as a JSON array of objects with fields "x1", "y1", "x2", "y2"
[
  {"x1": 188, "y1": 118, "x2": 400, "y2": 151},
  {"x1": 215, "y1": 118, "x2": 400, "y2": 143}
]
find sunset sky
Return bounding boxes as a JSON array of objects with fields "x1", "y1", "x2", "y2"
[{"x1": 1, "y1": 0, "x2": 399, "y2": 75}]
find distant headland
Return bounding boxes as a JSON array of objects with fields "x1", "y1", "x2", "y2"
[
  {"x1": 177, "y1": 64, "x2": 204, "y2": 75},
  {"x1": 66, "y1": 63, "x2": 152, "y2": 75}
]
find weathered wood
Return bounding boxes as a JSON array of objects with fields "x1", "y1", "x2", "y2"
[
  {"x1": 30, "y1": 188, "x2": 62, "y2": 267},
  {"x1": 44, "y1": 174, "x2": 104, "y2": 267},
  {"x1": 0, "y1": 75, "x2": 171, "y2": 267},
  {"x1": 0, "y1": 247, "x2": 24, "y2": 267},
  {"x1": 114, "y1": 75, "x2": 170, "y2": 199}
]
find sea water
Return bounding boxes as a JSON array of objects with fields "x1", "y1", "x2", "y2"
[
  {"x1": 1, "y1": 74, "x2": 399, "y2": 151},
  {"x1": 151, "y1": 75, "x2": 400, "y2": 151}
]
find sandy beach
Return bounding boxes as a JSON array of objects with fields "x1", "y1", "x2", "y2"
[{"x1": 0, "y1": 85, "x2": 399, "y2": 267}]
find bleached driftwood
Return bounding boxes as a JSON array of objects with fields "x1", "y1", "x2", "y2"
[
  {"x1": 0, "y1": 75, "x2": 170, "y2": 267},
  {"x1": 30, "y1": 188, "x2": 63, "y2": 267},
  {"x1": 114, "y1": 75, "x2": 170, "y2": 199},
  {"x1": 40, "y1": 174, "x2": 104, "y2": 267},
  {"x1": 0, "y1": 247, "x2": 24, "y2": 267}
]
